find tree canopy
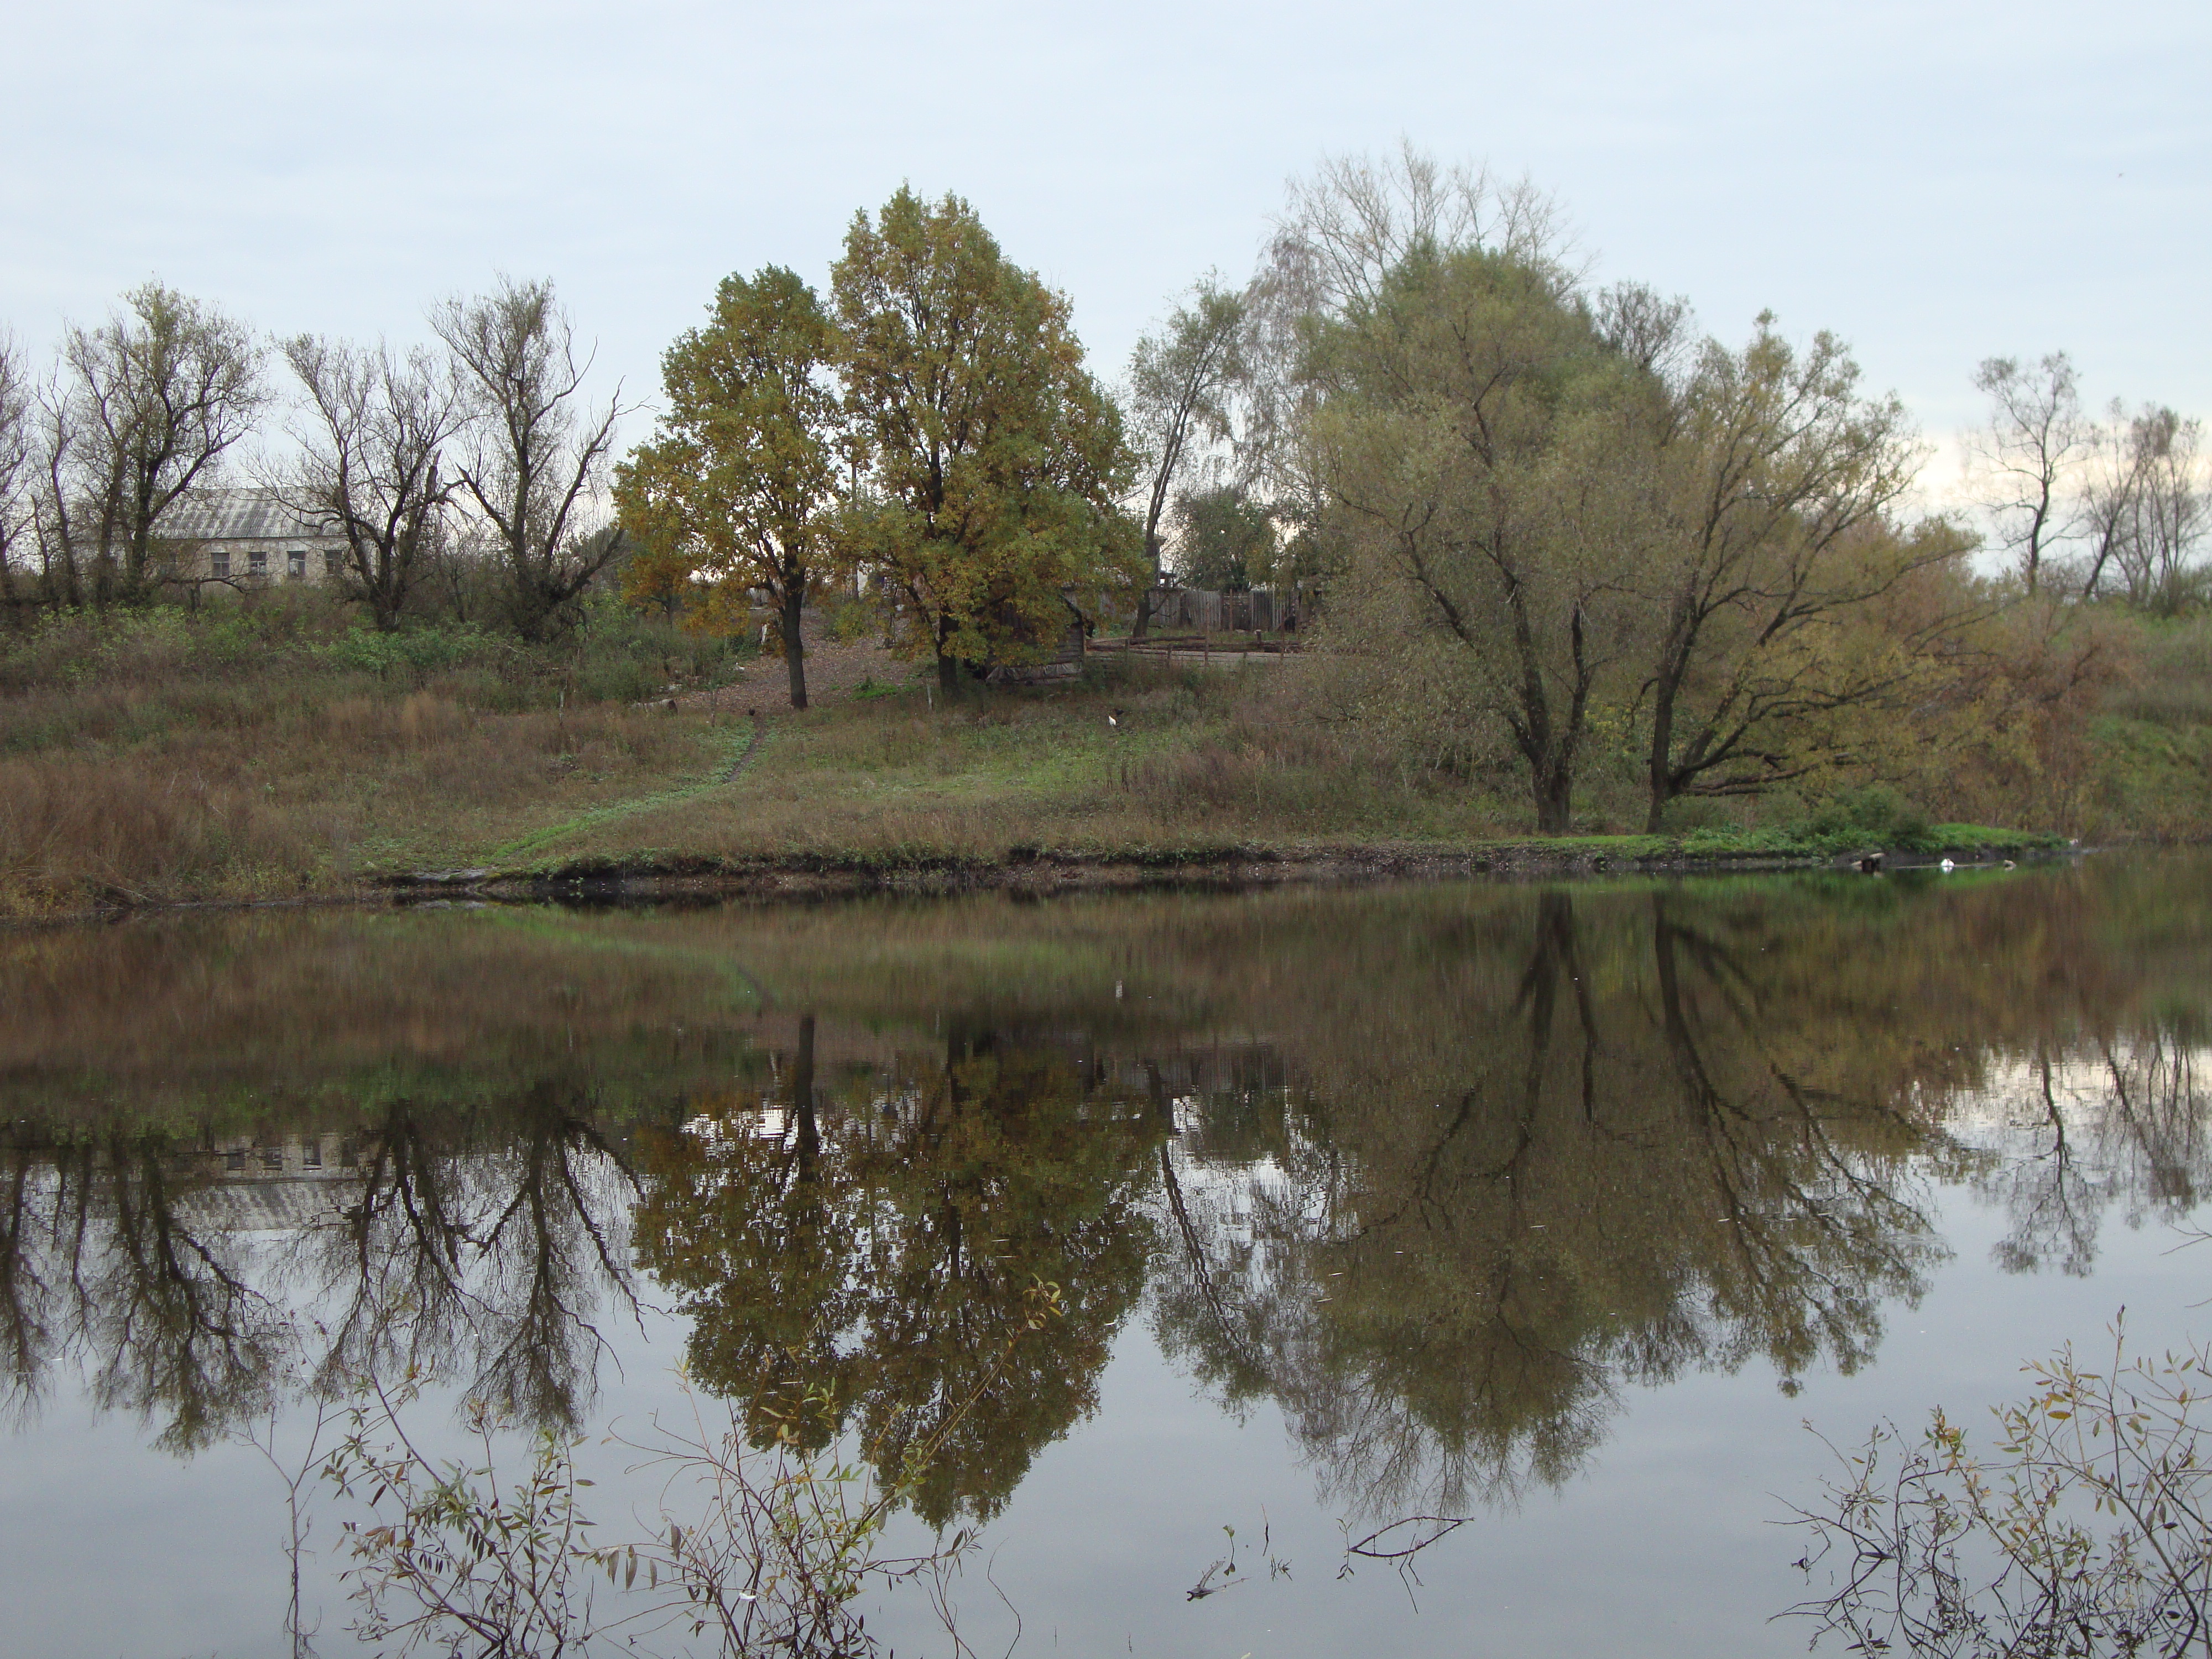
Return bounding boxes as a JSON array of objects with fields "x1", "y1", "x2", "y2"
[
  {"x1": 1310, "y1": 243, "x2": 1661, "y2": 831},
  {"x1": 614, "y1": 266, "x2": 845, "y2": 708},
  {"x1": 1634, "y1": 312, "x2": 1934, "y2": 828},
  {"x1": 1269, "y1": 151, "x2": 1981, "y2": 834},
  {"x1": 832, "y1": 187, "x2": 1139, "y2": 689},
  {"x1": 434, "y1": 277, "x2": 627, "y2": 641},
  {"x1": 1169, "y1": 482, "x2": 1276, "y2": 592}
]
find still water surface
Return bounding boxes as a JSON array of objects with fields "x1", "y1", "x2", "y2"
[{"x1": 3, "y1": 857, "x2": 2209, "y2": 1656}]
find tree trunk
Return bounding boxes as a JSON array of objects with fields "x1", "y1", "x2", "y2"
[
  {"x1": 935, "y1": 613, "x2": 961, "y2": 693},
  {"x1": 781, "y1": 588, "x2": 808, "y2": 710},
  {"x1": 1645, "y1": 666, "x2": 1681, "y2": 833},
  {"x1": 1534, "y1": 755, "x2": 1574, "y2": 834},
  {"x1": 792, "y1": 1013, "x2": 819, "y2": 1167},
  {"x1": 1131, "y1": 534, "x2": 1162, "y2": 640}
]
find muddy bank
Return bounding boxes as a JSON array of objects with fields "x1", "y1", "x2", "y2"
[{"x1": 375, "y1": 839, "x2": 2079, "y2": 905}]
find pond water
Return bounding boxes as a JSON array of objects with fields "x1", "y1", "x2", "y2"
[{"x1": 3, "y1": 855, "x2": 2210, "y2": 1657}]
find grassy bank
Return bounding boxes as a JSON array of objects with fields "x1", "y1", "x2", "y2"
[
  {"x1": 0, "y1": 593, "x2": 2194, "y2": 916},
  {"x1": 0, "y1": 596, "x2": 745, "y2": 914}
]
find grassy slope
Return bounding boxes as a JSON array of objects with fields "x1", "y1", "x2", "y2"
[
  {"x1": 0, "y1": 604, "x2": 2180, "y2": 913},
  {"x1": 0, "y1": 604, "x2": 745, "y2": 911},
  {"x1": 508, "y1": 666, "x2": 2067, "y2": 876},
  {"x1": 519, "y1": 665, "x2": 1501, "y2": 869}
]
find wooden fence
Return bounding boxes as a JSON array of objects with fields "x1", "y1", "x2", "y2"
[{"x1": 1143, "y1": 585, "x2": 1304, "y2": 635}]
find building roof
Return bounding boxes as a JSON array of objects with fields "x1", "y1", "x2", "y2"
[{"x1": 157, "y1": 488, "x2": 342, "y2": 542}]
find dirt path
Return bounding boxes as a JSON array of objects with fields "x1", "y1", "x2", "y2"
[{"x1": 681, "y1": 624, "x2": 909, "y2": 718}]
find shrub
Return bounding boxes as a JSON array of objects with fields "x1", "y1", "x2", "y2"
[
  {"x1": 1799, "y1": 784, "x2": 1934, "y2": 849},
  {"x1": 1789, "y1": 1319, "x2": 2212, "y2": 1657}
]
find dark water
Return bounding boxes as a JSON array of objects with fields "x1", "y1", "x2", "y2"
[{"x1": 3, "y1": 857, "x2": 2209, "y2": 1656}]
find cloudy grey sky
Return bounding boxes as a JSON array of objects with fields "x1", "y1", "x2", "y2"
[{"x1": 4, "y1": 0, "x2": 2203, "y2": 489}]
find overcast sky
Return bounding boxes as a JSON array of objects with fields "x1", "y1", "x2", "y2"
[{"x1": 5, "y1": 0, "x2": 2203, "y2": 499}]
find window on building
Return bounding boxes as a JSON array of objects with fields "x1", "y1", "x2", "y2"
[
  {"x1": 249, "y1": 549, "x2": 268, "y2": 577},
  {"x1": 325, "y1": 550, "x2": 345, "y2": 578},
  {"x1": 288, "y1": 549, "x2": 306, "y2": 579},
  {"x1": 302, "y1": 1139, "x2": 322, "y2": 1168},
  {"x1": 210, "y1": 551, "x2": 231, "y2": 579}
]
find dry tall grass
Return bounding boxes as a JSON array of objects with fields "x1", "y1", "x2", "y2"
[
  {"x1": 9, "y1": 581, "x2": 2206, "y2": 914},
  {"x1": 0, "y1": 693, "x2": 720, "y2": 911},
  {"x1": 0, "y1": 603, "x2": 737, "y2": 910},
  {"x1": 0, "y1": 755, "x2": 310, "y2": 907}
]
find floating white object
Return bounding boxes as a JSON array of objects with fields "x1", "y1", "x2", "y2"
[{"x1": 1939, "y1": 858, "x2": 1957, "y2": 873}]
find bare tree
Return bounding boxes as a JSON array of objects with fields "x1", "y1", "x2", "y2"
[
  {"x1": 2118, "y1": 406, "x2": 2206, "y2": 613},
  {"x1": 2080, "y1": 409, "x2": 2142, "y2": 601},
  {"x1": 276, "y1": 335, "x2": 464, "y2": 632},
  {"x1": 1262, "y1": 140, "x2": 1573, "y2": 322},
  {"x1": 41, "y1": 282, "x2": 267, "y2": 608},
  {"x1": 29, "y1": 381, "x2": 84, "y2": 608},
  {"x1": 0, "y1": 332, "x2": 34, "y2": 615},
  {"x1": 432, "y1": 278, "x2": 627, "y2": 640},
  {"x1": 2083, "y1": 401, "x2": 2208, "y2": 612},
  {"x1": 1124, "y1": 278, "x2": 1245, "y2": 636},
  {"x1": 1967, "y1": 352, "x2": 2088, "y2": 596}
]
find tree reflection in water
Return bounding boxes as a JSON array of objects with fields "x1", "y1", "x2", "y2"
[
  {"x1": 634, "y1": 1016, "x2": 1161, "y2": 1526},
  {"x1": 285, "y1": 1082, "x2": 643, "y2": 1427},
  {"x1": 1149, "y1": 889, "x2": 1960, "y2": 1520},
  {"x1": 1980, "y1": 1027, "x2": 2212, "y2": 1277},
  {"x1": 0, "y1": 1078, "x2": 641, "y2": 1448},
  {"x1": 13, "y1": 1131, "x2": 289, "y2": 1452},
  {"x1": 0, "y1": 858, "x2": 2208, "y2": 1574}
]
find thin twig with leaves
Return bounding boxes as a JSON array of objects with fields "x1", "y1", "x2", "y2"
[
  {"x1": 1786, "y1": 1316, "x2": 2212, "y2": 1657},
  {"x1": 320, "y1": 1277, "x2": 1068, "y2": 1656}
]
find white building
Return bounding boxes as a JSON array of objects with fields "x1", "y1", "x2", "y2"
[{"x1": 156, "y1": 488, "x2": 350, "y2": 585}]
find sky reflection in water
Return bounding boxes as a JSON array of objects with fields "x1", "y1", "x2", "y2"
[{"x1": 2, "y1": 855, "x2": 2209, "y2": 1656}]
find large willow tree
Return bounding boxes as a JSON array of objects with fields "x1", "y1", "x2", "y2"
[
  {"x1": 1634, "y1": 311, "x2": 1935, "y2": 830},
  {"x1": 1309, "y1": 244, "x2": 1664, "y2": 832},
  {"x1": 1284, "y1": 149, "x2": 1957, "y2": 835}
]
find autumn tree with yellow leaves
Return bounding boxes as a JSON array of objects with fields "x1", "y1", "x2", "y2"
[
  {"x1": 832, "y1": 188, "x2": 1140, "y2": 690},
  {"x1": 613, "y1": 267, "x2": 845, "y2": 708}
]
